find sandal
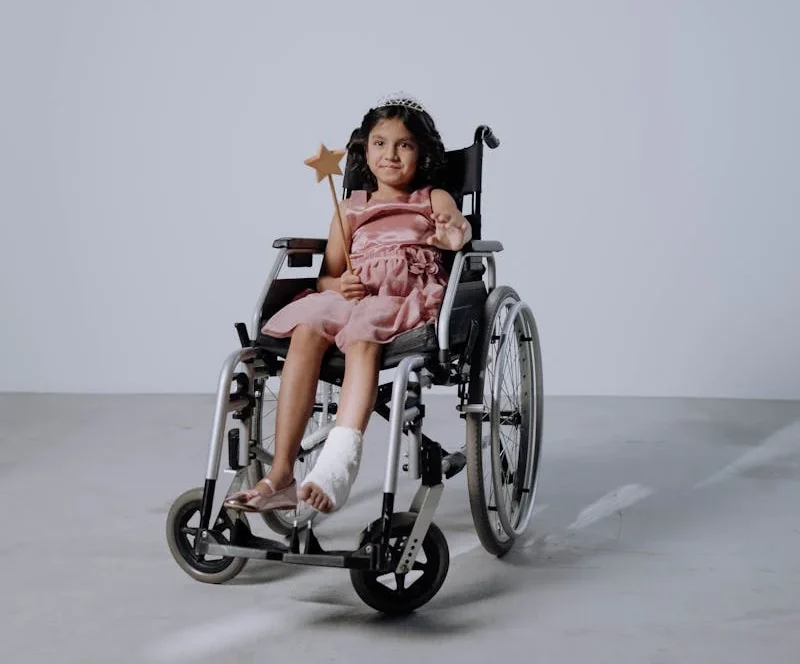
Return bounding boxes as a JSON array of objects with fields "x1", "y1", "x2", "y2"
[{"x1": 223, "y1": 478, "x2": 298, "y2": 512}]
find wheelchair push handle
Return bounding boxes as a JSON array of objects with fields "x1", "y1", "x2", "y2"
[{"x1": 475, "y1": 125, "x2": 500, "y2": 149}]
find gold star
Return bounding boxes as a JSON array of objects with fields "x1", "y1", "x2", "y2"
[{"x1": 304, "y1": 144, "x2": 346, "y2": 182}]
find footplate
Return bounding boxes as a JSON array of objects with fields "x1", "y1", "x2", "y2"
[
  {"x1": 195, "y1": 524, "x2": 383, "y2": 571},
  {"x1": 195, "y1": 527, "x2": 287, "y2": 561}
]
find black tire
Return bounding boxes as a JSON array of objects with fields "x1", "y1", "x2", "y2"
[
  {"x1": 350, "y1": 513, "x2": 450, "y2": 615},
  {"x1": 465, "y1": 285, "x2": 543, "y2": 556},
  {"x1": 166, "y1": 487, "x2": 249, "y2": 583}
]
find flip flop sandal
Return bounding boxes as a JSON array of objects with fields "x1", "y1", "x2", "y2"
[{"x1": 223, "y1": 478, "x2": 298, "y2": 512}]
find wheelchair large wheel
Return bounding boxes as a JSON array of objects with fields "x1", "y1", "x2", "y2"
[
  {"x1": 166, "y1": 487, "x2": 250, "y2": 583},
  {"x1": 465, "y1": 285, "x2": 543, "y2": 556},
  {"x1": 350, "y1": 512, "x2": 450, "y2": 615},
  {"x1": 248, "y1": 380, "x2": 336, "y2": 536}
]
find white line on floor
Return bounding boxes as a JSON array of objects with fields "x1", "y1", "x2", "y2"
[
  {"x1": 448, "y1": 533, "x2": 481, "y2": 558},
  {"x1": 566, "y1": 484, "x2": 654, "y2": 531},
  {"x1": 694, "y1": 420, "x2": 800, "y2": 490},
  {"x1": 532, "y1": 503, "x2": 549, "y2": 518}
]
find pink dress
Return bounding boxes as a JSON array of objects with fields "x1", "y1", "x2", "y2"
[{"x1": 262, "y1": 186, "x2": 447, "y2": 353}]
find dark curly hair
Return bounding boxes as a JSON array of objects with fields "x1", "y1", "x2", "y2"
[{"x1": 345, "y1": 104, "x2": 447, "y2": 192}]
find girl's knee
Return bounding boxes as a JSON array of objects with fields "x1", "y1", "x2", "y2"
[{"x1": 291, "y1": 325, "x2": 331, "y2": 350}]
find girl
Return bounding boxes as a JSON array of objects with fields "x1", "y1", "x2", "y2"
[{"x1": 224, "y1": 93, "x2": 472, "y2": 515}]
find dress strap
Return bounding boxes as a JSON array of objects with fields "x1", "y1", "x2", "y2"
[
  {"x1": 410, "y1": 185, "x2": 434, "y2": 221},
  {"x1": 343, "y1": 190, "x2": 369, "y2": 234}
]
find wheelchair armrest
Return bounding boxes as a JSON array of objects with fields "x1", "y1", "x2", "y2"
[
  {"x1": 463, "y1": 240, "x2": 503, "y2": 253},
  {"x1": 272, "y1": 237, "x2": 328, "y2": 252}
]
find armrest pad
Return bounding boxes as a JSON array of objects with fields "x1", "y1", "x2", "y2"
[
  {"x1": 272, "y1": 237, "x2": 328, "y2": 252},
  {"x1": 463, "y1": 240, "x2": 503, "y2": 253}
]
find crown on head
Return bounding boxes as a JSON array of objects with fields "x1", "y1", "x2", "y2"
[{"x1": 374, "y1": 91, "x2": 427, "y2": 113}]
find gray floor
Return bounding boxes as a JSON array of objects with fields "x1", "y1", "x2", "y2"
[{"x1": 1, "y1": 393, "x2": 799, "y2": 663}]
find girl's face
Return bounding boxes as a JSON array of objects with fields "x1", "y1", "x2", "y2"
[{"x1": 366, "y1": 117, "x2": 419, "y2": 191}]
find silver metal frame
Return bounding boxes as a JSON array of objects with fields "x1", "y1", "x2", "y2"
[
  {"x1": 197, "y1": 242, "x2": 507, "y2": 572},
  {"x1": 205, "y1": 346, "x2": 258, "y2": 482},
  {"x1": 383, "y1": 355, "x2": 430, "y2": 494},
  {"x1": 395, "y1": 483, "x2": 443, "y2": 574},
  {"x1": 248, "y1": 245, "x2": 498, "y2": 369},
  {"x1": 250, "y1": 247, "x2": 288, "y2": 342},
  {"x1": 436, "y1": 251, "x2": 497, "y2": 353}
]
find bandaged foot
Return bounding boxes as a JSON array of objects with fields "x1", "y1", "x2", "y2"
[{"x1": 298, "y1": 426, "x2": 363, "y2": 513}]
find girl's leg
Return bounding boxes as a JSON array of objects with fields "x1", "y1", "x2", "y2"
[
  {"x1": 225, "y1": 325, "x2": 331, "y2": 510},
  {"x1": 266, "y1": 326, "x2": 333, "y2": 489},
  {"x1": 298, "y1": 340, "x2": 381, "y2": 512}
]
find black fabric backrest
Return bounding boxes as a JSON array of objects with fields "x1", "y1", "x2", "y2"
[{"x1": 439, "y1": 144, "x2": 483, "y2": 205}]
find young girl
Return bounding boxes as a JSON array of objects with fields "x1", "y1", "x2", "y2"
[{"x1": 224, "y1": 93, "x2": 472, "y2": 515}]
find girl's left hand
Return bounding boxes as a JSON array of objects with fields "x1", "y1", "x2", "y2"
[{"x1": 427, "y1": 211, "x2": 468, "y2": 251}]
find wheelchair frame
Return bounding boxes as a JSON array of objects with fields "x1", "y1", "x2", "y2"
[{"x1": 166, "y1": 125, "x2": 544, "y2": 613}]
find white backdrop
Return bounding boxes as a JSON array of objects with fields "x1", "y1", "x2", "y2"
[{"x1": 1, "y1": 0, "x2": 798, "y2": 399}]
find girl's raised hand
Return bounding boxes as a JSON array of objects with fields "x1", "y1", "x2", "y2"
[
  {"x1": 427, "y1": 211, "x2": 468, "y2": 251},
  {"x1": 339, "y1": 267, "x2": 366, "y2": 301}
]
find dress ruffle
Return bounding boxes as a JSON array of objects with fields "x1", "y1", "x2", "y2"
[{"x1": 262, "y1": 186, "x2": 446, "y2": 352}]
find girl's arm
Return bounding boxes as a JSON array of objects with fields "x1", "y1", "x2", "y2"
[
  {"x1": 317, "y1": 202, "x2": 350, "y2": 292},
  {"x1": 316, "y1": 202, "x2": 365, "y2": 301},
  {"x1": 430, "y1": 188, "x2": 473, "y2": 249}
]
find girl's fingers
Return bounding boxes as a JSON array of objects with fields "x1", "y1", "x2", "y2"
[{"x1": 343, "y1": 283, "x2": 366, "y2": 300}]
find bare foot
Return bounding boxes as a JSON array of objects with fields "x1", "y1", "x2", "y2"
[{"x1": 297, "y1": 483, "x2": 334, "y2": 513}]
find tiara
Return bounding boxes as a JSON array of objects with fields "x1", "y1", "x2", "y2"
[{"x1": 374, "y1": 91, "x2": 427, "y2": 113}]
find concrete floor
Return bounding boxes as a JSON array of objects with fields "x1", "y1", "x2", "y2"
[{"x1": 1, "y1": 393, "x2": 799, "y2": 663}]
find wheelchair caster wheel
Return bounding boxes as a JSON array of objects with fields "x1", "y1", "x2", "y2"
[
  {"x1": 350, "y1": 512, "x2": 449, "y2": 615},
  {"x1": 166, "y1": 487, "x2": 250, "y2": 584}
]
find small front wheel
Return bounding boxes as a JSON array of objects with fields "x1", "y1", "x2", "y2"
[
  {"x1": 166, "y1": 487, "x2": 249, "y2": 584},
  {"x1": 350, "y1": 513, "x2": 450, "y2": 615}
]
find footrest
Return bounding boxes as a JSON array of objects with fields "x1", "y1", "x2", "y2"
[
  {"x1": 282, "y1": 551, "x2": 374, "y2": 569},
  {"x1": 196, "y1": 529, "x2": 289, "y2": 561},
  {"x1": 198, "y1": 525, "x2": 382, "y2": 570}
]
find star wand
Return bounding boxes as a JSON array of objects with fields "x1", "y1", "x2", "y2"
[{"x1": 304, "y1": 144, "x2": 351, "y2": 272}]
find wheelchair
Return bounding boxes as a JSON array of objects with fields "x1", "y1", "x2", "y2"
[{"x1": 166, "y1": 125, "x2": 544, "y2": 614}]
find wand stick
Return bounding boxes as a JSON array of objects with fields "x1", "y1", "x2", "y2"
[{"x1": 304, "y1": 144, "x2": 351, "y2": 272}]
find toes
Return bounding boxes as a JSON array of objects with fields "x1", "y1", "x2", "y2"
[
  {"x1": 317, "y1": 494, "x2": 331, "y2": 512},
  {"x1": 300, "y1": 483, "x2": 332, "y2": 513}
]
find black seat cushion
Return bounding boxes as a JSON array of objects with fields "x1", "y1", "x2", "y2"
[
  {"x1": 254, "y1": 277, "x2": 487, "y2": 382},
  {"x1": 256, "y1": 321, "x2": 439, "y2": 378}
]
